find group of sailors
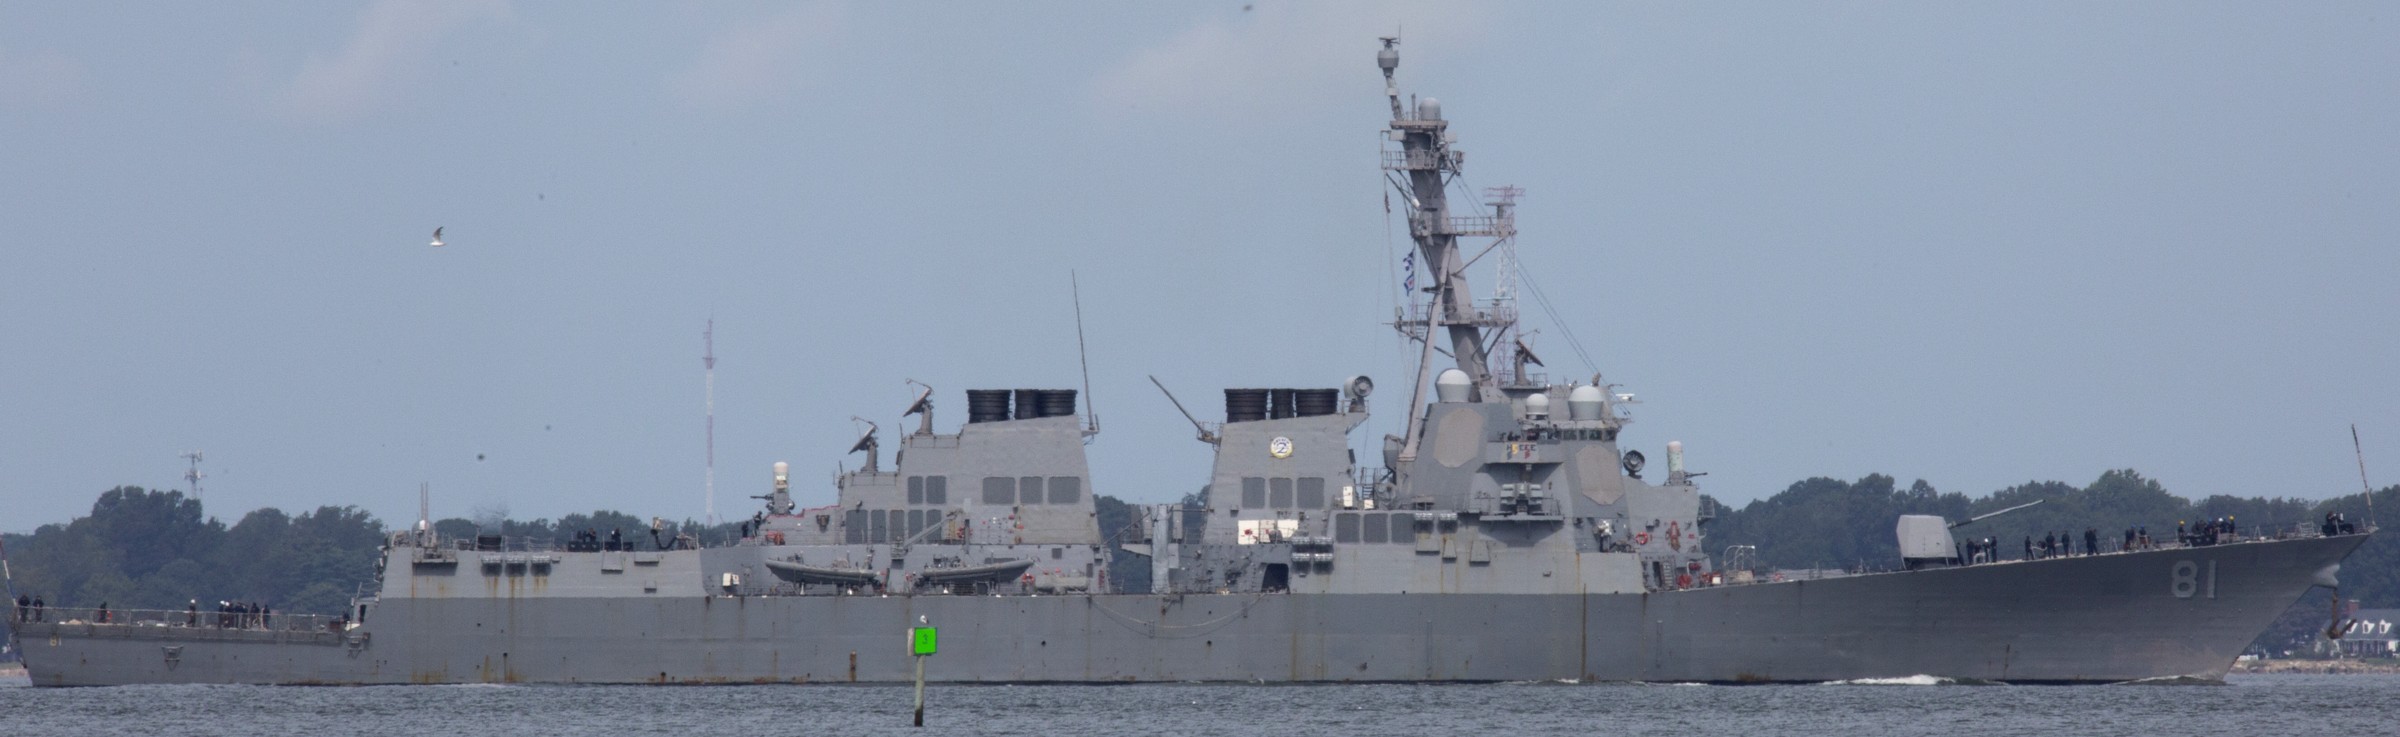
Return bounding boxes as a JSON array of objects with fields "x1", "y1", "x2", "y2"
[
  {"x1": 189, "y1": 599, "x2": 273, "y2": 629},
  {"x1": 2121, "y1": 526, "x2": 2158, "y2": 551},
  {"x1": 12, "y1": 594, "x2": 44, "y2": 623},
  {"x1": 2322, "y1": 512, "x2": 2360, "y2": 536},
  {"x1": 2178, "y1": 518, "x2": 2239, "y2": 547},
  {"x1": 1963, "y1": 511, "x2": 2358, "y2": 566},
  {"x1": 2022, "y1": 528, "x2": 2104, "y2": 560},
  {"x1": 566, "y1": 527, "x2": 627, "y2": 552},
  {"x1": 9, "y1": 595, "x2": 127, "y2": 626},
  {"x1": 1960, "y1": 537, "x2": 2001, "y2": 564}
]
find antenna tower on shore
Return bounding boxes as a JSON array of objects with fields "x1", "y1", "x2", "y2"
[
  {"x1": 181, "y1": 451, "x2": 205, "y2": 500},
  {"x1": 704, "y1": 319, "x2": 718, "y2": 525}
]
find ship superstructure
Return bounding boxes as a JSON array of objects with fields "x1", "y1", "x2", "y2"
[
  {"x1": 733, "y1": 386, "x2": 1105, "y2": 596},
  {"x1": 1142, "y1": 39, "x2": 1711, "y2": 600}
]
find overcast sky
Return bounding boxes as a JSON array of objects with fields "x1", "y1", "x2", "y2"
[{"x1": 5, "y1": 2, "x2": 2396, "y2": 532}]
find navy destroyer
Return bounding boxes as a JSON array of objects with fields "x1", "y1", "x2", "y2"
[{"x1": 13, "y1": 42, "x2": 2371, "y2": 686}]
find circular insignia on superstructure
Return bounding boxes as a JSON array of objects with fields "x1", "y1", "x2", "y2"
[{"x1": 1268, "y1": 436, "x2": 1294, "y2": 459}]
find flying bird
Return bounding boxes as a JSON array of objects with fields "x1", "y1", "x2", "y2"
[{"x1": 431, "y1": 227, "x2": 445, "y2": 247}]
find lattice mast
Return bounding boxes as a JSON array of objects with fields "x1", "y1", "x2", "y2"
[
  {"x1": 1381, "y1": 38, "x2": 1515, "y2": 462},
  {"x1": 1485, "y1": 185, "x2": 1526, "y2": 384}
]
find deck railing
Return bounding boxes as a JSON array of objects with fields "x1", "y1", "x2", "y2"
[{"x1": 8, "y1": 606, "x2": 350, "y2": 634}]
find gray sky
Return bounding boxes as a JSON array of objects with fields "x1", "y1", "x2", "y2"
[{"x1": 5, "y1": 2, "x2": 2396, "y2": 533}]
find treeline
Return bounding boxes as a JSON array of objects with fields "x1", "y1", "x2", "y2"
[
  {"x1": 422, "y1": 511, "x2": 738, "y2": 552},
  {"x1": 1701, "y1": 470, "x2": 2398, "y2": 609},
  {"x1": 1, "y1": 487, "x2": 384, "y2": 617},
  {"x1": 6, "y1": 472, "x2": 2392, "y2": 622}
]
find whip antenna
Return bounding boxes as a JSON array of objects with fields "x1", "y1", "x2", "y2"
[
  {"x1": 1149, "y1": 375, "x2": 1218, "y2": 445},
  {"x1": 1073, "y1": 271, "x2": 1098, "y2": 439},
  {"x1": 2356, "y1": 424, "x2": 2377, "y2": 530}
]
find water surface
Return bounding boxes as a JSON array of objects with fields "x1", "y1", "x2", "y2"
[{"x1": 2, "y1": 673, "x2": 2390, "y2": 736}]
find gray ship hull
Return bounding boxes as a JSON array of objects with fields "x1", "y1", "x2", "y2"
[{"x1": 17, "y1": 534, "x2": 2364, "y2": 685}]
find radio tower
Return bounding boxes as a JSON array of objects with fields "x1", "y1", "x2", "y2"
[
  {"x1": 181, "y1": 451, "x2": 205, "y2": 500},
  {"x1": 703, "y1": 319, "x2": 717, "y2": 525}
]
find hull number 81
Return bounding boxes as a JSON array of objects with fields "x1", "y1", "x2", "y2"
[{"x1": 2171, "y1": 560, "x2": 2217, "y2": 599}]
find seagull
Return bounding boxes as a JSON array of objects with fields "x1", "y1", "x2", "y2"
[{"x1": 430, "y1": 227, "x2": 445, "y2": 247}]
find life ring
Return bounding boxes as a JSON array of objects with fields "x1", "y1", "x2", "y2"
[
  {"x1": 1633, "y1": 531, "x2": 1651, "y2": 546},
  {"x1": 1675, "y1": 573, "x2": 1693, "y2": 589}
]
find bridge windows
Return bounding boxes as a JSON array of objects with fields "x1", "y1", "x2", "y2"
[
  {"x1": 1243, "y1": 476, "x2": 1332, "y2": 510},
  {"x1": 983, "y1": 476, "x2": 1015, "y2": 505},
  {"x1": 1332, "y1": 512, "x2": 1419, "y2": 544},
  {"x1": 1048, "y1": 476, "x2": 1081, "y2": 504},
  {"x1": 1019, "y1": 476, "x2": 1045, "y2": 505},
  {"x1": 907, "y1": 476, "x2": 949, "y2": 505}
]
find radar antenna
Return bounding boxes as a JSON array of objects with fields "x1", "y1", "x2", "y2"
[
  {"x1": 847, "y1": 417, "x2": 880, "y2": 473},
  {"x1": 904, "y1": 379, "x2": 936, "y2": 436},
  {"x1": 1378, "y1": 35, "x2": 1403, "y2": 119}
]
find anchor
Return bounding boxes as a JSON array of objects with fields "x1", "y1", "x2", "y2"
[
  {"x1": 2316, "y1": 562, "x2": 2353, "y2": 641},
  {"x1": 2326, "y1": 588, "x2": 2354, "y2": 641}
]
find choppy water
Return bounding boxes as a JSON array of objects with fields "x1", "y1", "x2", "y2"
[{"x1": 2, "y1": 673, "x2": 2393, "y2": 736}]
